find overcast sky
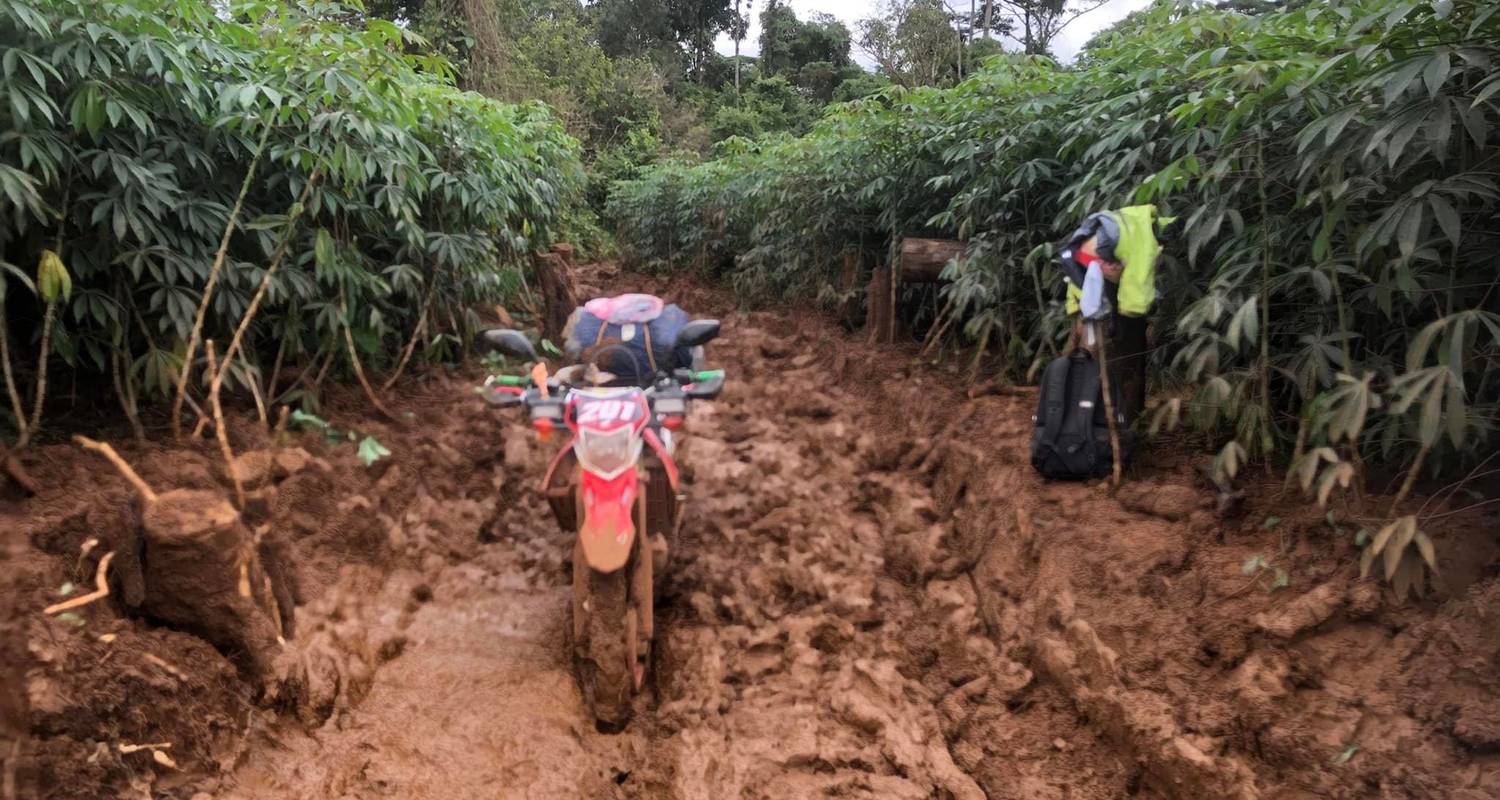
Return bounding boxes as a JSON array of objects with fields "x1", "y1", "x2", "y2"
[{"x1": 713, "y1": 0, "x2": 1156, "y2": 66}]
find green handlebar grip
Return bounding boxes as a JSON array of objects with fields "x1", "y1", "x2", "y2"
[
  {"x1": 494, "y1": 375, "x2": 528, "y2": 387},
  {"x1": 693, "y1": 369, "x2": 725, "y2": 382}
]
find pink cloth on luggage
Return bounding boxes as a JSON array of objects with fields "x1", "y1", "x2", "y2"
[{"x1": 583, "y1": 294, "x2": 664, "y2": 324}]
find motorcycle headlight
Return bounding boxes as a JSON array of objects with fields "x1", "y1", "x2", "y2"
[{"x1": 575, "y1": 426, "x2": 641, "y2": 480}]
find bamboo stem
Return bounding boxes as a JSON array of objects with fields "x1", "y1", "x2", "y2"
[
  {"x1": 73, "y1": 436, "x2": 157, "y2": 503},
  {"x1": 171, "y1": 122, "x2": 274, "y2": 439}
]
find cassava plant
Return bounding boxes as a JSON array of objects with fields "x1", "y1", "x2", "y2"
[
  {"x1": 0, "y1": 0, "x2": 583, "y2": 444},
  {"x1": 609, "y1": 0, "x2": 1500, "y2": 598}
]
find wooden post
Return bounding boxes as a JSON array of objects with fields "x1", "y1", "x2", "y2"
[
  {"x1": 866, "y1": 265, "x2": 894, "y2": 345},
  {"x1": 1091, "y1": 321, "x2": 1125, "y2": 488}
]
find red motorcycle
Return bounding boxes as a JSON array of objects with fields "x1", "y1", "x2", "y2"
[{"x1": 478, "y1": 322, "x2": 724, "y2": 729}]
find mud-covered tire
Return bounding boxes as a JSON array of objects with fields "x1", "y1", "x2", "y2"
[{"x1": 578, "y1": 569, "x2": 632, "y2": 732}]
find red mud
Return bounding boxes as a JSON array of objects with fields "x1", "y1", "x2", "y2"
[{"x1": 2, "y1": 263, "x2": 1498, "y2": 799}]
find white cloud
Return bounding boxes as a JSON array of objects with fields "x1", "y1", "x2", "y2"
[{"x1": 713, "y1": 0, "x2": 1156, "y2": 67}]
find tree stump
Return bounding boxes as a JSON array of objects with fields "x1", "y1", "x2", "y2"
[
  {"x1": 534, "y1": 244, "x2": 579, "y2": 345},
  {"x1": 130, "y1": 490, "x2": 292, "y2": 685}
]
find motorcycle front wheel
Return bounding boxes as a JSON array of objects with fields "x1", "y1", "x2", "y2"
[{"x1": 574, "y1": 554, "x2": 633, "y2": 732}]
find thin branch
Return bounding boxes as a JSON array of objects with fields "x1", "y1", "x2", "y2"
[
  {"x1": 342, "y1": 300, "x2": 395, "y2": 420},
  {"x1": 171, "y1": 121, "x2": 274, "y2": 439},
  {"x1": 213, "y1": 169, "x2": 321, "y2": 388},
  {"x1": 0, "y1": 303, "x2": 26, "y2": 442},
  {"x1": 73, "y1": 436, "x2": 158, "y2": 503},
  {"x1": 205, "y1": 341, "x2": 244, "y2": 509}
]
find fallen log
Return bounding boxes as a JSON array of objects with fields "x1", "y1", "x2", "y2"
[{"x1": 899, "y1": 238, "x2": 967, "y2": 283}]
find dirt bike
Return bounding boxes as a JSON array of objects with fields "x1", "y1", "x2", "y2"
[{"x1": 477, "y1": 322, "x2": 724, "y2": 730}]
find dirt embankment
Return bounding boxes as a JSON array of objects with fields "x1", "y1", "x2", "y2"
[{"x1": 3, "y1": 262, "x2": 1498, "y2": 799}]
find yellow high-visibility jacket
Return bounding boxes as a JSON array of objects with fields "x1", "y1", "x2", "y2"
[{"x1": 1064, "y1": 205, "x2": 1170, "y2": 317}]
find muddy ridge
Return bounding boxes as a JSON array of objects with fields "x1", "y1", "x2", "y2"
[{"x1": 3, "y1": 263, "x2": 1498, "y2": 799}]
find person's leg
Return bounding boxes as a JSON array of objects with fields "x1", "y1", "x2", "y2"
[{"x1": 1109, "y1": 313, "x2": 1149, "y2": 424}]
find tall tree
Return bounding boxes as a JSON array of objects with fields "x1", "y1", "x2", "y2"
[
  {"x1": 990, "y1": 0, "x2": 1106, "y2": 56},
  {"x1": 857, "y1": 0, "x2": 961, "y2": 88},
  {"x1": 668, "y1": 0, "x2": 739, "y2": 80},
  {"x1": 760, "y1": 4, "x2": 850, "y2": 78},
  {"x1": 732, "y1": 0, "x2": 752, "y2": 94}
]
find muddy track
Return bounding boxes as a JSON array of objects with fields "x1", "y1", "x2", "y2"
[
  {"x1": 7, "y1": 264, "x2": 1500, "y2": 799},
  {"x1": 222, "y1": 270, "x2": 985, "y2": 799}
]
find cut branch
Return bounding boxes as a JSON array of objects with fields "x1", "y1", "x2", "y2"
[
  {"x1": 73, "y1": 436, "x2": 158, "y2": 504},
  {"x1": 43, "y1": 551, "x2": 115, "y2": 615},
  {"x1": 204, "y1": 341, "x2": 244, "y2": 509}
]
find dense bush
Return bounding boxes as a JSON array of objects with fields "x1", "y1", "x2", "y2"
[
  {"x1": 610, "y1": 0, "x2": 1500, "y2": 596},
  {"x1": 0, "y1": 0, "x2": 582, "y2": 441}
]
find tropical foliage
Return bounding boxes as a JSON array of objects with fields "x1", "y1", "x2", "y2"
[
  {"x1": 0, "y1": 0, "x2": 581, "y2": 441},
  {"x1": 610, "y1": 0, "x2": 1500, "y2": 596}
]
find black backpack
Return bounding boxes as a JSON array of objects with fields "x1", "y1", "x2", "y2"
[{"x1": 1031, "y1": 349, "x2": 1132, "y2": 480}]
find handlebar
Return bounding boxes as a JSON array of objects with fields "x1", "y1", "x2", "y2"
[{"x1": 479, "y1": 365, "x2": 727, "y2": 410}]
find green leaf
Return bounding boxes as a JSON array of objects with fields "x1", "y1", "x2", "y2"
[
  {"x1": 1427, "y1": 195, "x2": 1460, "y2": 247},
  {"x1": 289, "y1": 408, "x2": 330, "y2": 431},
  {"x1": 1422, "y1": 50, "x2": 1450, "y2": 97},
  {"x1": 357, "y1": 436, "x2": 391, "y2": 467},
  {"x1": 1262, "y1": 516, "x2": 1282, "y2": 531},
  {"x1": 314, "y1": 228, "x2": 335, "y2": 272}
]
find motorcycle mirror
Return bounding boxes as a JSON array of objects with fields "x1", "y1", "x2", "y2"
[
  {"x1": 677, "y1": 319, "x2": 721, "y2": 348},
  {"x1": 480, "y1": 329, "x2": 538, "y2": 361}
]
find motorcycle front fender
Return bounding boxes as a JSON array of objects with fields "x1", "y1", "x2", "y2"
[{"x1": 578, "y1": 469, "x2": 639, "y2": 573}]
